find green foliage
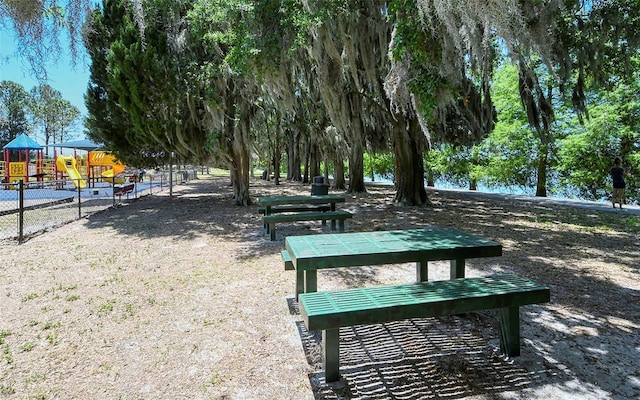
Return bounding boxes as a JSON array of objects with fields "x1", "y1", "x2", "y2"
[
  {"x1": 189, "y1": 0, "x2": 259, "y2": 75},
  {"x1": 387, "y1": 0, "x2": 445, "y2": 122},
  {"x1": 30, "y1": 84, "x2": 80, "y2": 145},
  {"x1": 426, "y1": 144, "x2": 480, "y2": 189},
  {"x1": 556, "y1": 77, "x2": 640, "y2": 202},
  {"x1": 363, "y1": 152, "x2": 394, "y2": 181},
  {"x1": 0, "y1": 81, "x2": 31, "y2": 146},
  {"x1": 86, "y1": 0, "x2": 212, "y2": 167}
]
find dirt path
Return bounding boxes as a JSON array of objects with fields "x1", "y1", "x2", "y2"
[{"x1": 1, "y1": 176, "x2": 639, "y2": 399}]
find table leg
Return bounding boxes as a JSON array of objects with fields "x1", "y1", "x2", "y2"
[
  {"x1": 499, "y1": 306, "x2": 520, "y2": 356},
  {"x1": 323, "y1": 328, "x2": 340, "y2": 382},
  {"x1": 295, "y1": 269, "x2": 304, "y2": 300},
  {"x1": 269, "y1": 223, "x2": 276, "y2": 241},
  {"x1": 416, "y1": 261, "x2": 428, "y2": 282},
  {"x1": 450, "y1": 258, "x2": 465, "y2": 279},
  {"x1": 305, "y1": 270, "x2": 318, "y2": 293},
  {"x1": 264, "y1": 206, "x2": 271, "y2": 229}
]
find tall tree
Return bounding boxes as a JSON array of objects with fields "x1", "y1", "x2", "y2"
[
  {"x1": 189, "y1": 0, "x2": 261, "y2": 205},
  {"x1": 30, "y1": 84, "x2": 79, "y2": 146},
  {"x1": 0, "y1": 80, "x2": 31, "y2": 146},
  {"x1": 305, "y1": 1, "x2": 392, "y2": 194},
  {"x1": 411, "y1": 0, "x2": 640, "y2": 197},
  {"x1": 86, "y1": 0, "x2": 212, "y2": 167},
  {"x1": 84, "y1": 0, "x2": 138, "y2": 160}
]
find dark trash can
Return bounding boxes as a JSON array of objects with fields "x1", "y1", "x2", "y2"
[{"x1": 311, "y1": 176, "x2": 329, "y2": 195}]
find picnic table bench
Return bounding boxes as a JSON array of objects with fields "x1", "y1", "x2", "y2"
[
  {"x1": 263, "y1": 210, "x2": 352, "y2": 241},
  {"x1": 258, "y1": 205, "x2": 331, "y2": 229},
  {"x1": 113, "y1": 183, "x2": 135, "y2": 198},
  {"x1": 284, "y1": 226, "x2": 502, "y2": 298},
  {"x1": 258, "y1": 204, "x2": 331, "y2": 215},
  {"x1": 299, "y1": 274, "x2": 550, "y2": 382},
  {"x1": 259, "y1": 194, "x2": 348, "y2": 241}
]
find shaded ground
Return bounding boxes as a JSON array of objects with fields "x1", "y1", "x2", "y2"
[{"x1": 1, "y1": 176, "x2": 639, "y2": 399}]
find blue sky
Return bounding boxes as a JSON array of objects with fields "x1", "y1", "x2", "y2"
[{"x1": 0, "y1": 26, "x2": 90, "y2": 141}]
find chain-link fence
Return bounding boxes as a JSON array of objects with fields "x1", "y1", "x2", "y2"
[{"x1": 0, "y1": 169, "x2": 198, "y2": 243}]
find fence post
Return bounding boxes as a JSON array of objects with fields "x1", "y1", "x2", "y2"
[
  {"x1": 169, "y1": 154, "x2": 174, "y2": 197},
  {"x1": 18, "y1": 180, "x2": 24, "y2": 243},
  {"x1": 77, "y1": 179, "x2": 82, "y2": 218}
]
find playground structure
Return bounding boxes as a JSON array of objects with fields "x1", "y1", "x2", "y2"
[
  {"x1": 56, "y1": 156, "x2": 86, "y2": 188},
  {"x1": 2, "y1": 134, "x2": 47, "y2": 187},
  {"x1": 2, "y1": 135, "x2": 130, "y2": 189},
  {"x1": 88, "y1": 151, "x2": 127, "y2": 184}
]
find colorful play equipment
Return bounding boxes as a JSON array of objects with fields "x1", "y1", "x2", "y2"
[
  {"x1": 52, "y1": 140, "x2": 128, "y2": 186},
  {"x1": 55, "y1": 155, "x2": 87, "y2": 188},
  {"x1": 2, "y1": 134, "x2": 46, "y2": 186},
  {"x1": 88, "y1": 151, "x2": 126, "y2": 184},
  {"x1": 2, "y1": 136, "x2": 128, "y2": 188}
]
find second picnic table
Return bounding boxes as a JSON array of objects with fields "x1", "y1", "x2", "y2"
[
  {"x1": 284, "y1": 226, "x2": 502, "y2": 297},
  {"x1": 258, "y1": 194, "x2": 346, "y2": 214},
  {"x1": 258, "y1": 194, "x2": 348, "y2": 240}
]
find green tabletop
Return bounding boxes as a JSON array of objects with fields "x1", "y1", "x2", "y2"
[
  {"x1": 286, "y1": 226, "x2": 502, "y2": 270},
  {"x1": 258, "y1": 194, "x2": 345, "y2": 206},
  {"x1": 285, "y1": 226, "x2": 502, "y2": 297}
]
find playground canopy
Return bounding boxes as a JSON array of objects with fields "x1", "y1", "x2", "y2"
[
  {"x1": 3, "y1": 134, "x2": 43, "y2": 150},
  {"x1": 51, "y1": 139, "x2": 102, "y2": 151}
]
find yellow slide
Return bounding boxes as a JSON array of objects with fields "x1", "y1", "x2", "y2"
[
  {"x1": 89, "y1": 151, "x2": 126, "y2": 184},
  {"x1": 101, "y1": 163, "x2": 126, "y2": 184},
  {"x1": 56, "y1": 156, "x2": 87, "y2": 188}
]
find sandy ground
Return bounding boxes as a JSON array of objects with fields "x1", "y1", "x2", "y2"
[{"x1": 0, "y1": 176, "x2": 639, "y2": 400}]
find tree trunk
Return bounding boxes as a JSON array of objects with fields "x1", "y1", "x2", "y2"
[
  {"x1": 348, "y1": 140, "x2": 366, "y2": 193},
  {"x1": 224, "y1": 80, "x2": 240, "y2": 199},
  {"x1": 426, "y1": 167, "x2": 435, "y2": 187},
  {"x1": 346, "y1": 93, "x2": 366, "y2": 194},
  {"x1": 227, "y1": 90, "x2": 252, "y2": 207},
  {"x1": 289, "y1": 131, "x2": 302, "y2": 181},
  {"x1": 273, "y1": 117, "x2": 281, "y2": 185},
  {"x1": 309, "y1": 143, "x2": 321, "y2": 179},
  {"x1": 536, "y1": 148, "x2": 548, "y2": 197},
  {"x1": 333, "y1": 155, "x2": 346, "y2": 190},
  {"x1": 302, "y1": 138, "x2": 310, "y2": 183},
  {"x1": 393, "y1": 117, "x2": 428, "y2": 205}
]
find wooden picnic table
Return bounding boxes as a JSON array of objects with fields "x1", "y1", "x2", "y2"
[{"x1": 285, "y1": 226, "x2": 502, "y2": 297}]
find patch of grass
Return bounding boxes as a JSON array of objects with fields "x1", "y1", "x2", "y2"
[
  {"x1": 97, "y1": 299, "x2": 116, "y2": 316},
  {"x1": 30, "y1": 389, "x2": 49, "y2": 399},
  {"x1": 42, "y1": 321, "x2": 61, "y2": 331},
  {"x1": 534, "y1": 207, "x2": 640, "y2": 234},
  {"x1": 46, "y1": 330, "x2": 59, "y2": 346},
  {"x1": 20, "y1": 342, "x2": 35, "y2": 352},
  {"x1": 22, "y1": 293, "x2": 38, "y2": 301},
  {"x1": 200, "y1": 168, "x2": 232, "y2": 177},
  {"x1": 123, "y1": 303, "x2": 134, "y2": 318},
  {"x1": 0, "y1": 381, "x2": 15, "y2": 395},
  {"x1": 66, "y1": 294, "x2": 80, "y2": 302},
  {"x1": 2, "y1": 344, "x2": 13, "y2": 364}
]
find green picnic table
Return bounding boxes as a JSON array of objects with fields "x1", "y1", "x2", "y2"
[
  {"x1": 284, "y1": 226, "x2": 502, "y2": 297},
  {"x1": 258, "y1": 195, "x2": 348, "y2": 239},
  {"x1": 258, "y1": 194, "x2": 345, "y2": 214}
]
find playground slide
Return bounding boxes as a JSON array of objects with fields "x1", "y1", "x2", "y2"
[
  {"x1": 56, "y1": 156, "x2": 87, "y2": 188},
  {"x1": 101, "y1": 164, "x2": 126, "y2": 184}
]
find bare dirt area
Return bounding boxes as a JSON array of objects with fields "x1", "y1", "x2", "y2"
[{"x1": 1, "y1": 176, "x2": 639, "y2": 400}]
